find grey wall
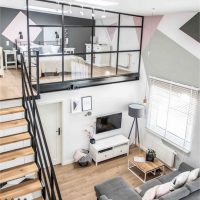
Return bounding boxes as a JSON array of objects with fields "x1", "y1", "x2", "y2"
[
  {"x1": 0, "y1": 7, "x2": 93, "y2": 55},
  {"x1": 141, "y1": 13, "x2": 200, "y2": 168},
  {"x1": 142, "y1": 30, "x2": 200, "y2": 87}
]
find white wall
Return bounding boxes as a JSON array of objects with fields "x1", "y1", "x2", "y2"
[
  {"x1": 37, "y1": 81, "x2": 142, "y2": 165},
  {"x1": 139, "y1": 60, "x2": 200, "y2": 169}
]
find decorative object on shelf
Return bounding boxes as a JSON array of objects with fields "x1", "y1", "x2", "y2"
[
  {"x1": 128, "y1": 103, "x2": 145, "y2": 148},
  {"x1": 82, "y1": 96, "x2": 92, "y2": 111},
  {"x1": 146, "y1": 148, "x2": 156, "y2": 162},
  {"x1": 71, "y1": 98, "x2": 82, "y2": 113},
  {"x1": 85, "y1": 123, "x2": 95, "y2": 144}
]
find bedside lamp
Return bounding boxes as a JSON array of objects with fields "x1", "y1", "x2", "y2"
[{"x1": 128, "y1": 103, "x2": 145, "y2": 149}]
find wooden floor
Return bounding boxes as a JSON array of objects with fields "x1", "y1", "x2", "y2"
[
  {"x1": 0, "y1": 69, "x2": 22, "y2": 101},
  {"x1": 54, "y1": 147, "x2": 143, "y2": 200},
  {"x1": 0, "y1": 66, "x2": 130, "y2": 100}
]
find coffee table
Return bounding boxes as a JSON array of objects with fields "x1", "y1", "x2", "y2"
[{"x1": 128, "y1": 157, "x2": 165, "y2": 182}]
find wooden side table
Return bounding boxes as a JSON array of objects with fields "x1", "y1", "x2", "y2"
[
  {"x1": 128, "y1": 157, "x2": 165, "y2": 182},
  {"x1": 4, "y1": 50, "x2": 17, "y2": 70}
]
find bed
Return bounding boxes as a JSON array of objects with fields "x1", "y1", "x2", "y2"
[
  {"x1": 16, "y1": 40, "x2": 89, "y2": 78},
  {"x1": 38, "y1": 55, "x2": 86, "y2": 76}
]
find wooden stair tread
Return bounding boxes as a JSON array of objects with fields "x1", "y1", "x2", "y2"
[
  {"x1": 0, "y1": 179, "x2": 42, "y2": 199},
  {"x1": 0, "y1": 106, "x2": 24, "y2": 116},
  {"x1": 34, "y1": 197, "x2": 44, "y2": 200},
  {"x1": 0, "y1": 132, "x2": 31, "y2": 145},
  {"x1": 0, "y1": 147, "x2": 34, "y2": 163},
  {"x1": 0, "y1": 119, "x2": 28, "y2": 130},
  {"x1": 0, "y1": 162, "x2": 38, "y2": 184}
]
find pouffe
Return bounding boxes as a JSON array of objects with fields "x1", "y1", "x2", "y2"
[{"x1": 95, "y1": 177, "x2": 142, "y2": 200}]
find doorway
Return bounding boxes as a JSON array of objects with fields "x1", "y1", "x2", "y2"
[{"x1": 38, "y1": 102, "x2": 62, "y2": 165}]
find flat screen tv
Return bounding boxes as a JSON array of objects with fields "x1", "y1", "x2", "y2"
[{"x1": 96, "y1": 113, "x2": 122, "y2": 134}]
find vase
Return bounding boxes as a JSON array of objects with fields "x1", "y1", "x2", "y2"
[{"x1": 90, "y1": 138, "x2": 95, "y2": 144}]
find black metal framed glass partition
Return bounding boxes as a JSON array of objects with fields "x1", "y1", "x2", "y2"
[{"x1": 25, "y1": 0, "x2": 144, "y2": 93}]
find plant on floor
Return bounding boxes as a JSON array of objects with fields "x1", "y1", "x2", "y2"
[{"x1": 146, "y1": 148, "x2": 156, "y2": 162}]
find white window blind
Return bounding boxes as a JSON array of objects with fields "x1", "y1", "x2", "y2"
[{"x1": 147, "y1": 77, "x2": 199, "y2": 152}]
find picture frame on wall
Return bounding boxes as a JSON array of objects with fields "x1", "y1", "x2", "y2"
[
  {"x1": 71, "y1": 98, "x2": 82, "y2": 113},
  {"x1": 82, "y1": 96, "x2": 92, "y2": 111}
]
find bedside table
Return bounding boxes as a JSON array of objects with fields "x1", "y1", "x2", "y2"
[{"x1": 4, "y1": 50, "x2": 17, "y2": 70}]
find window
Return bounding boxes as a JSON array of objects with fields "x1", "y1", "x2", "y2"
[
  {"x1": 147, "y1": 77, "x2": 199, "y2": 152},
  {"x1": 25, "y1": 0, "x2": 143, "y2": 92}
]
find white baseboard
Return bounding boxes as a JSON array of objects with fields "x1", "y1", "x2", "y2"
[{"x1": 62, "y1": 159, "x2": 74, "y2": 166}]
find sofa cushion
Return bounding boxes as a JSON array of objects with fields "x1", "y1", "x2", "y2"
[
  {"x1": 181, "y1": 190, "x2": 200, "y2": 200},
  {"x1": 157, "y1": 170, "x2": 180, "y2": 184},
  {"x1": 159, "y1": 187, "x2": 190, "y2": 200},
  {"x1": 186, "y1": 177, "x2": 200, "y2": 193},
  {"x1": 95, "y1": 177, "x2": 142, "y2": 200},
  {"x1": 178, "y1": 163, "x2": 194, "y2": 173},
  {"x1": 135, "y1": 179, "x2": 162, "y2": 197}
]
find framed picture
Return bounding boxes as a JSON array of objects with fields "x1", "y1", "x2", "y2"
[
  {"x1": 82, "y1": 96, "x2": 92, "y2": 111},
  {"x1": 71, "y1": 98, "x2": 82, "y2": 113}
]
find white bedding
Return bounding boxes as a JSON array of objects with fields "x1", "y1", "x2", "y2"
[{"x1": 39, "y1": 55, "x2": 86, "y2": 76}]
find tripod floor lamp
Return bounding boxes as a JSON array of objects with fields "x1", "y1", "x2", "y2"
[{"x1": 128, "y1": 103, "x2": 145, "y2": 149}]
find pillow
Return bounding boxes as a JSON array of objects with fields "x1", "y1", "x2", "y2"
[
  {"x1": 42, "y1": 45, "x2": 52, "y2": 54},
  {"x1": 171, "y1": 171, "x2": 190, "y2": 190},
  {"x1": 51, "y1": 45, "x2": 60, "y2": 54},
  {"x1": 99, "y1": 195, "x2": 111, "y2": 200},
  {"x1": 187, "y1": 168, "x2": 200, "y2": 183},
  {"x1": 142, "y1": 182, "x2": 173, "y2": 200}
]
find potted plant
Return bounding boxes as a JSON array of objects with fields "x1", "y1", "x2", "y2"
[
  {"x1": 85, "y1": 124, "x2": 96, "y2": 144},
  {"x1": 146, "y1": 148, "x2": 156, "y2": 162}
]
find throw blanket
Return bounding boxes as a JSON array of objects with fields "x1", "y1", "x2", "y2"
[{"x1": 142, "y1": 182, "x2": 173, "y2": 200}]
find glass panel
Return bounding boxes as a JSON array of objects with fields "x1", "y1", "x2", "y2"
[
  {"x1": 120, "y1": 15, "x2": 142, "y2": 26},
  {"x1": 119, "y1": 28, "x2": 141, "y2": 51},
  {"x1": 39, "y1": 54, "x2": 62, "y2": 84},
  {"x1": 64, "y1": 5, "x2": 92, "y2": 25},
  {"x1": 94, "y1": 10, "x2": 119, "y2": 26},
  {"x1": 94, "y1": 27, "x2": 118, "y2": 52},
  {"x1": 92, "y1": 53, "x2": 117, "y2": 78},
  {"x1": 64, "y1": 54, "x2": 91, "y2": 81},
  {"x1": 63, "y1": 27, "x2": 92, "y2": 54},
  {"x1": 29, "y1": 26, "x2": 62, "y2": 55},
  {"x1": 117, "y1": 52, "x2": 140, "y2": 74},
  {"x1": 29, "y1": 0, "x2": 62, "y2": 25}
]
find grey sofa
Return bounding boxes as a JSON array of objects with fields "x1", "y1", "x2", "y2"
[{"x1": 95, "y1": 163, "x2": 200, "y2": 200}]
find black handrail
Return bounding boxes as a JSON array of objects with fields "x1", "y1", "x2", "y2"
[{"x1": 21, "y1": 53, "x2": 62, "y2": 200}]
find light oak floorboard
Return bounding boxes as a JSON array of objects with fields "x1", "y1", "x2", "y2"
[{"x1": 54, "y1": 147, "x2": 143, "y2": 200}]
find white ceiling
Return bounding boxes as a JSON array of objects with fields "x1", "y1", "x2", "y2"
[{"x1": 0, "y1": 0, "x2": 199, "y2": 16}]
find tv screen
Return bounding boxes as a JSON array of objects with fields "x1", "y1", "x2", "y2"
[{"x1": 96, "y1": 113, "x2": 122, "y2": 134}]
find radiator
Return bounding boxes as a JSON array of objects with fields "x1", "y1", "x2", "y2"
[{"x1": 146, "y1": 141, "x2": 176, "y2": 168}]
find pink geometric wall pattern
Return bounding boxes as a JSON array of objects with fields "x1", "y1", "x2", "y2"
[
  {"x1": 2, "y1": 11, "x2": 42, "y2": 43},
  {"x1": 133, "y1": 16, "x2": 143, "y2": 44},
  {"x1": 140, "y1": 16, "x2": 163, "y2": 50},
  {"x1": 107, "y1": 23, "x2": 118, "y2": 42}
]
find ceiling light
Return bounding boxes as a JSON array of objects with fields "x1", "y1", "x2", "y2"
[
  {"x1": 29, "y1": 6, "x2": 61, "y2": 14},
  {"x1": 75, "y1": 0, "x2": 118, "y2": 7},
  {"x1": 101, "y1": 9, "x2": 106, "y2": 18},
  {"x1": 91, "y1": 8, "x2": 95, "y2": 17}
]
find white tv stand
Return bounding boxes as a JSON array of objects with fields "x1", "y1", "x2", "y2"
[{"x1": 89, "y1": 134, "x2": 129, "y2": 166}]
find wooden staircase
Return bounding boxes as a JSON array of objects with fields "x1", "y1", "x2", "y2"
[{"x1": 0, "y1": 104, "x2": 44, "y2": 199}]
